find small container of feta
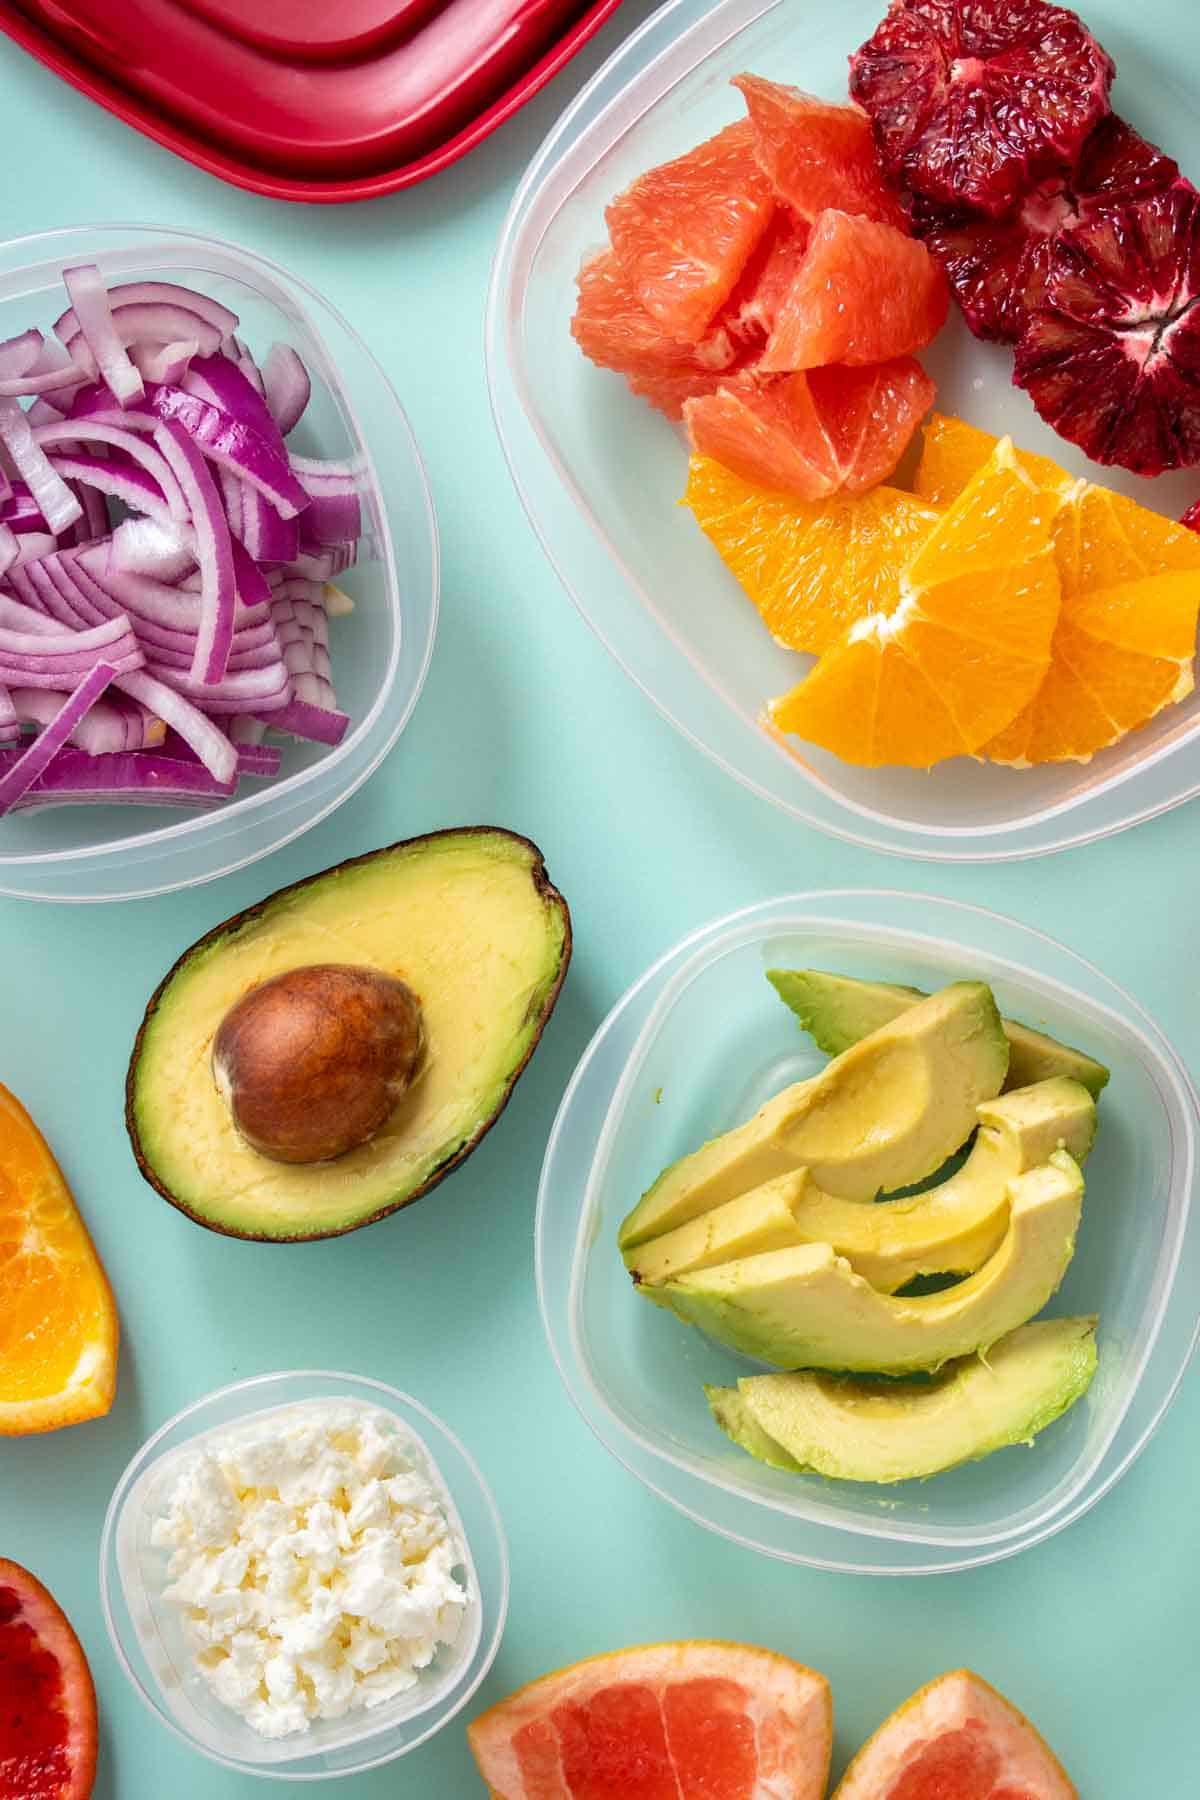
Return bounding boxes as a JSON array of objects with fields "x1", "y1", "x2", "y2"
[{"x1": 100, "y1": 1372, "x2": 508, "y2": 1780}]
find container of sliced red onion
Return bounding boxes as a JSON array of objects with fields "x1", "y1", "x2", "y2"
[{"x1": 0, "y1": 225, "x2": 437, "y2": 903}]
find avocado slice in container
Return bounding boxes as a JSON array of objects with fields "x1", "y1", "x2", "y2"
[
  {"x1": 768, "y1": 968, "x2": 1110, "y2": 1099},
  {"x1": 705, "y1": 1316, "x2": 1098, "y2": 1484},
  {"x1": 619, "y1": 982, "x2": 1011, "y2": 1249},
  {"x1": 657, "y1": 1151, "x2": 1084, "y2": 1375},
  {"x1": 126, "y1": 827, "x2": 570, "y2": 1241}
]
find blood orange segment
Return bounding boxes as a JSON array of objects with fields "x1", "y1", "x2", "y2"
[
  {"x1": 914, "y1": 414, "x2": 1200, "y2": 762},
  {"x1": 1014, "y1": 179, "x2": 1200, "y2": 474},
  {"x1": 0, "y1": 1559, "x2": 97, "y2": 1800},
  {"x1": 761, "y1": 212, "x2": 948, "y2": 372},
  {"x1": 769, "y1": 439, "x2": 1061, "y2": 767},
  {"x1": 467, "y1": 1640, "x2": 832, "y2": 1800},
  {"x1": 0, "y1": 1084, "x2": 118, "y2": 1435},
  {"x1": 682, "y1": 455, "x2": 941, "y2": 654},
  {"x1": 849, "y1": 0, "x2": 1115, "y2": 218},
  {"x1": 733, "y1": 75, "x2": 905, "y2": 227},
  {"x1": 572, "y1": 251, "x2": 751, "y2": 420},
  {"x1": 910, "y1": 115, "x2": 1179, "y2": 343},
  {"x1": 605, "y1": 122, "x2": 776, "y2": 344},
  {"x1": 832, "y1": 1669, "x2": 1077, "y2": 1800},
  {"x1": 684, "y1": 359, "x2": 934, "y2": 502}
]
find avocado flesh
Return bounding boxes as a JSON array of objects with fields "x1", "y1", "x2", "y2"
[
  {"x1": 627, "y1": 1078, "x2": 1095, "y2": 1296},
  {"x1": 768, "y1": 968, "x2": 1110, "y2": 1099},
  {"x1": 658, "y1": 1151, "x2": 1083, "y2": 1374},
  {"x1": 619, "y1": 982, "x2": 1009, "y2": 1250},
  {"x1": 127, "y1": 829, "x2": 570, "y2": 1240},
  {"x1": 706, "y1": 1316, "x2": 1098, "y2": 1483}
]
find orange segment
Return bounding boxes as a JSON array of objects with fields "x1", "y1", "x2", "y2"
[
  {"x1": 468, "y1": 1641, "x2": 832, "y2": 1800},
  {"x1": 0, "y1": 1084, "x2": 118, "y2": 1434},
  {"x1": 683, "y1": 455, "x2": 941, "y2": 654},
  {"x1": 914, "y1": 415, "x2": 1200, "y2": 763},
  {"x1": 733, "y1": 75, "x2": 906, "y2": 227},
  {"x1": 684, "y1": 360, "x2": 935, "y2": 503},
  {"x1": 761, "y1": 211, "x2": 948, "y2": 372},
  {"x1": 605, "y1": 122, "x2": 776, "y2": 343},
  {"x1": 770, "y1": 440, "x2": 1061, "y2": 767}
]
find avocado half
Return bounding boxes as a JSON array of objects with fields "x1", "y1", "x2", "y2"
[{"x1": 126, "y1": 828, "x2": 571, "y2": 1242}]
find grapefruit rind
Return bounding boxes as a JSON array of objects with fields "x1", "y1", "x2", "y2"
[
  {"x1": 832, "y1": 1668, "x2": 1078, "y2": 1800},
  {"x1": 467, "y1": 1640, "x2": 832, "y2": 1800}
]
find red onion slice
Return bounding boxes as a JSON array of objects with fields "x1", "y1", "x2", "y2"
[
  {"x1": 56, "y1": 281, "x2": 238, "y2": 343},
  {"x1": 154, "y1": 419, "x2": 236, "y2": 686},
  {"x1": 0, "y1": 400, "x2": 82, "y2": 534},
  {"x1": 0, "y1": 744, "x2": 237, "y2": 810},
  {"x1": 33, "y1": 419, "x2": 188, "y2": 521},
  {"x1": 0, "y1": 660, "x2": 117, "y2": 814},
  {"x1": 62, "y1": 265, "x2": 145, "y2": 409},
  {"x1": 263, "y1": 344, "x2": 311, "y2": 436},
  {"x1": 258, "y1": 698, "x2": 350, "y2": 745},
  {"x1": 131, "y1": 340, "x2": 200, "y2": 385}
]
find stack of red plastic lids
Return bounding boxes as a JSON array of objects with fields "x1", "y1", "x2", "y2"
[{"x1": 0, "y1": 0, "x2": 625, "y2": 200}]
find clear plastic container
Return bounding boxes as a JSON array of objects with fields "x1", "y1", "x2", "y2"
[
  {"x1": 537, "y1": 893, "x2": 1200, "y2": 1573},
  {"x1": 100, "y1": 1371, "x2": 507, "y2": 1781},
  {"x1": 487, "y1": 0, "x2": 1200, "y2": 862},
  {"x1": 0, "y1": 226, "x2": 438, "y2": 902}
]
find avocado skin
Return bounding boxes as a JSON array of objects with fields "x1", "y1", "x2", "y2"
[
  {"x1": 125, "y1": 827, "x2": 571, "y2": 1243},
  {"x1": 768, "y1": 968, "x2": 1110, "y2": 1099}
]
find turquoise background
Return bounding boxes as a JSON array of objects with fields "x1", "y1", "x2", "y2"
[{"x1": 0, "y1": 8, "x2": 1196, "y2": 1795}]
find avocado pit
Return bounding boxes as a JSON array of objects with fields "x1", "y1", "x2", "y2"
[{"x1": 212, "y1": 963, "x2": 423, "y2": 1165}]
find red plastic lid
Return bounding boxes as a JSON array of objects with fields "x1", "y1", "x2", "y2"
[{"x1": 0, "y1": 0, "x2": 625, "y2": 201}]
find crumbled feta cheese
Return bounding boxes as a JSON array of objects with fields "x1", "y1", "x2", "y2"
[{"x1": 151, "y1": 1399, "x2": 471, "y2": 1740}]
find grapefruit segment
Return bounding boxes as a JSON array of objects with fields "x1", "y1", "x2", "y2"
[
  {"x1": 468, "y1": 1641, "x2": 832, "y2": 1800},
  {"x1": 0, "y1": 1084, "x2": 118, "y2": 1435},
  {"x1": 605, "y1": 122, "x2": 776, "y2": 343},
  {"x1": 0, "y1": 1558, "x2": 98, "y2": 1800},
  {"x1": 725, "y1": 210, "x2": 812, "y2": 344},
  {"x1": 684, "y1": 360, "x2": 934, "y2": 502},
  {"x1": 832, "y1": 1669, "x2": 1077, "y2": 1800},
  {"x1": 761, "y1": 212, "x2": 948, "y2": 372},
  {"x1": 733, "y1": 75, "x2": 905, "y2": 228}
]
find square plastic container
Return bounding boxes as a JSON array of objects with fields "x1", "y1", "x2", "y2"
[
  {"x1": 0, "y1": 226, "x2": 438, "y2": 902},
  {"x1": 100, "y1": 1371, "x2": 508, "y2": 1781},
  {"x1": 487, "y1": 0, "x2": 1200, "y2": 861},
  {"x1": 536, "y1": 892, "x2": 1200, "y2": 1573}
]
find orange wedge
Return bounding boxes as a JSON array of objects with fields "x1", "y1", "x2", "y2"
[
  {"x1": 915, "y1": 415, "x2": 1200, "y2": 763},
  {"x1": 0, "y1": 1084, "x2": 118, "y2": 1433},
  {"x1": 683, "y1": 455, "x2": 941, "y2": 654},
  {"x1": 468, "y1": 1640, "x2": 832, "y2": 1800},
  {"x1": 770, "y1": 439, "x2": 1061, "y2": 767}
]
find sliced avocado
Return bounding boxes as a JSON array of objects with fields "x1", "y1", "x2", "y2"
[
  {"x1": 706, "y1": 1316, "x2": 1098, "y2": 1483},
  {"x1": 126, "y1": 828, "x2": 570, "y2": 1241},
  {"x1": 625, "y1": 1171, "x2": 810, "y2": 1285},
  {"x1": 656, "y1": 1151, "x2": 1083, "y2": 1374},
  {"x1": 627, "y1": 1078, "x2": 1095, "y2": 1296},
  {"x1": 619, "y1": 983, "x2": 1009, "y2": 1249},
  {"x1": 704, "y1": 1384, "x2": 804, "y2": 1473},
  {"x1": 768, "y1": 968, "x2": 1110, "y2": 1099}
]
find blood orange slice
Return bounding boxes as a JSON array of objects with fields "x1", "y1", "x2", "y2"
[
  {"x1": 467, "y1": 1640, "x2": 832, "y2": 1800},
  {"x1": 684, "y1": 359, "x2": 935, "y2": 501},
  {"x1": 761, "y1": 212, "x2": 948, "y2": 372},
  {"x1": 849, "y1": 0, "x2": 1114, "y2": 219},
  {"x1": 833, "y1": 1669, "x2": 1077, "y2": 1800},
  {"x1": 0, "y1": 1560, "x2": 97, "y2": 1800},
  {"x1": 605, "y1": 122, "x2": 776, "y2": 344},
  {"x1": 733, "y1": 75, "x2": 905, "y2": 228}
]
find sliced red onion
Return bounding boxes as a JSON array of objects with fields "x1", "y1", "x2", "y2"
[
  {"x1": 0, "y1": 401, "x2": 82, "y2": 534},
  {"x1": 150, "y1": 386, "x2": 309, "y2": 518},
  {"x1": 0, "y1": 522, "x2": 16, "y2": 578},
  {"x1": 284, "y1": 544, "x2": 356, "y2": 581},
  {"x1": 33, "y1": 419, "x2": 187, "y2": 520},
  {"x1": 75, "y1": 480, "x2": 109, "y2": 542},
  {"x1": 185, "y1": 352, "x2": 282, "y2": 447},
  {"x1": 235, "y1": 744, "x2": 281, "y2": 776},
  {"x1": 154, "y1": 419, "x2": 235, "y2": 686},
  {"x1": 229, "y1": 715, "x2": 267, "y2": 747},
  {"x1": 263, "y1": 344, "x2": 311, "y2": 436},
  {"x1": 13, "y1": 532, "x2": 57, "y2": 566},
  {"x1": 240, "y1": 488, "x2": 299, "y2": 564},
  {"x1": 237, "y1": 352, "x2": 266, "y2": 399},
  {"x1": 130, "y1": 339, "x2": 200, "y2": 385},
  {"x1": 62, "y1": 265, "x2": 145, "y2": 408},
  {"x1": 151, "y1": 662, "x2": 290, "y2": 709},
  {"x1": 56, "y1": 281, "x2": 238, "y2": 344},
  {"x1": 44, "y1": 450, "x2": 169, "y2": 523},
  {"x1": 9, "y1": 685, "x2": 163, "y2": 754},
  {"x1": 117, "y1": 669, "x2": 236, "y2": 783},
  {"x1": 1, "y1": 744, "x2": 236, "y2": 810},
  {"x1": 258, "y1": 698, "x2": 349, "y2": 745},
  {"x1": 64, "y1": 305, "x2": 224, "y2": 372},
  {"x1": 218, "y1": 466, "x2": 243, "y2": 541},
  {"x1": 0, "y1": 681, "x2": 16, "y2": 742},
  {"x1": 110, "y1": 516, "x2": 195, "y2": 580},
  {"x1": 296, "y1": 490, "x2": 361, "y2": 544},
  {"x1": 75, "y1": 548, "x2": 268, "y2": 633},
  {"x1": 0, "y1": 660, "x2": 117, "y2": 814},
  {"x1": 0, "y1": 611, "x2": 142, "y2": 685}
]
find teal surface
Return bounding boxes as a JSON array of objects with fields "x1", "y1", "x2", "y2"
[{"x1": 0, "y1": 11, "x2": 1196, "y2": 1797}]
